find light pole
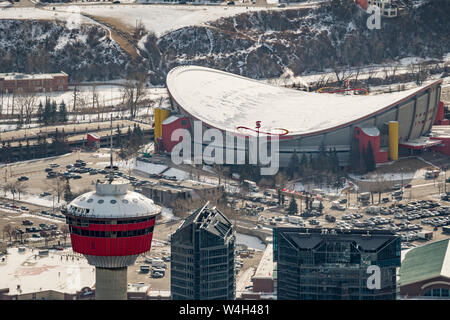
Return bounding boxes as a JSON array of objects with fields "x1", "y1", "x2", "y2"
[{"x1": 255, "y1": 121, "x2": 261, "y2": 166}]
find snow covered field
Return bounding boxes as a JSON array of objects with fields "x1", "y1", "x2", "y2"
[
  {"x1": 0, "y1": 7, "x2": 95, "y2": 24},
  {"x1": 0, "y1": 85, "x2": 168, "y2": 114},
  {"x1": 293, "y1": 179, "x2": 357, "y2": 196},
  {"x1": 1, "y1": 191, "x2": 66, "y2": 209},
  {"x1": 56, "y1": 4, "x2": 279, "y2": 36},
  {"x1": 348, "y1": 169, "x2": 444, "y2": 183}
]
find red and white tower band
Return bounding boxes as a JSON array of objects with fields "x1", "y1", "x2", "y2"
[{"x1": 64, "y1": 179, "x2": 160, "y2": 299}]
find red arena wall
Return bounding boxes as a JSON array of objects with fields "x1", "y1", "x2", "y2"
[
  {"x1": 162, "y1": 116, "x2": 191, "y2": 152},
  {"x1": 355, "y1": 126, "x2": 388, "y2": 164}
]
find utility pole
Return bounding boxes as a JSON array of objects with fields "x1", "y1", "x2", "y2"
[{"x1": 255, "y1": 121, "x2": 261, "y2": 166}]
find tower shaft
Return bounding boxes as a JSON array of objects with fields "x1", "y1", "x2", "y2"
[{"x1": 95, "y1": 267, "x2": 128, "y2": 300}]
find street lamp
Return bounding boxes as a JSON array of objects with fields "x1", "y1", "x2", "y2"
[{"x1": 255, "y1": 121, "x2": 261, "y2": 166}]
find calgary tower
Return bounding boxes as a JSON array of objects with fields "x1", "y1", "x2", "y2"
[{"x1": 63, "y1": 117, "x2": 160, "y2": 299}]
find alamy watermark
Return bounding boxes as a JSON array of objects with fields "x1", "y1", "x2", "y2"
[
  {"x1": 366, "y1": 5, "x2": 381, "y2": 30},
  {"x1": 367, "y1": 265, "x2": 381, "y2": 289},
  {"x1": 170, "y1": 120, "x2": 280, "y2": 176}
]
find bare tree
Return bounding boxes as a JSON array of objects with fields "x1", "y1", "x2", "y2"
[
  {"x1": 72, "y1": 84, "x2": 78, "y2": 112},
  {"x1": 275, "y1": 171, "x2": 287, "y2": 205},
  {"x1": 61, "y1": 225, "x2": 70, "y2": 246},
  {"x1": 4, "y1": 181, "x2": 17, "y2": 205},
  {"x1": 14, "y1": 181, "x2": 28, "y2": 201},
  {"x1": 46, "y1": 176, "x2": 65, "y2": 204},
  {"x1": 15, "y1": 90, "x2": 37, "y2": 125},
  {"x1": 122, "y1": 72, "x2": 147, "y2": 118},
  {"x1": 369, "y1": 174, "x2": 392, "y2": 204},
  {"x1": 366, "y1": 66, "x2": 377, "y2": 87},
  {"x1": 3, "y1": 224, "x2": 13, "y2": 242}
]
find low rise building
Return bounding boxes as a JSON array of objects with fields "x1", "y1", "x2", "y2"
[
  {"x1": 141, "y1": 180, "x2": 224, "y2": 207},
  {"x1": 0, "y1": 72, "x2": 68, "y2": 93},
  {"x1": 399, "y1": 239, "x2": 450, "y2": 298}
]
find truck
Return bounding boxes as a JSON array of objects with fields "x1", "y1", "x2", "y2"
[
  {"x1": 152, "y1": 259, "x2": 167, "y2": 269},
  {"x1": 425, "y1": 169, "x2": 440, "y2": 179},
  {"x1": 331, "y1": 201, "x2": 345, "y2": 211},
  {"x1": 288, "y1": 216, "x2": 302, "y2": 225},
  {"x1": 358, "y1": 192, "x2": 371, "y2": 204},
  {"x1": 443, "y1": 226, "x2": 450, "y2": 234},
  {"x1": 243, "y1": 180, "x2": 259, "y2": 192},
  {"x1": 311, "y1": 200, "x2": 322, "y2": 210},
  {"x1": 140, "y1": 265, "x2": 150, "y2": 274},
  {"x1": 418, "y1": 231, "x2": 433, "y2": 240}
]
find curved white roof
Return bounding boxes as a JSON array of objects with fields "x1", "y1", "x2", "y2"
[
  {"x1": 167, "y1": 66, "x2": 435, "y2": 137},
  {"x1": 68, "y1": 180, "x2": 160, "y2": 219}
]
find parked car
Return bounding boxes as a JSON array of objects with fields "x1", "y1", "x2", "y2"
[
  {"x1": 18, "y1": 176, "x2": 29, "y2": 181},
  {"x1": 22, "y1": 220, "x2": 33, "y2": 226},
  {"x1": 47, "y1": 172, "x2": 57, "y2": 178},
  {"x1": 50, "y1": 163, "x2": 59, "y2": 168}
]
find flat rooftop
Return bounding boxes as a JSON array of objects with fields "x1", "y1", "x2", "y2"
[
  {"x1": 167, "y1": 66, "x2": 440, "y2": 137},
  {"x1": 0, "y1": 72, "x2": 67, "y2": 80},
  {"x1": 0, "y1": 247, "x2": 95, "y2": 295},
  {"x1": 253, "y1": 243, "x2": 273, "y2": 279}
]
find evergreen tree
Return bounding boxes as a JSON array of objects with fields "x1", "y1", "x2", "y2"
[
  {"x1": 287, "y1": 150, "x2": 299, "y2": 179},
  {"x1": 63, "y1": 179, "x2": 74, "y2": 202},
  {"x1": 318, "y1": 142, "x2": 327, "y2": 171},
  {"x1": 332, "y1": 147, "x2": 339, "y2": 173},
  {"x1": 37, "y1": 101, "x2": 44, "y2": 125},
  {"x1": 51, "y1": 100, "x2": 58, "y2": 124},
  {"x1": 59, "y1": 100, "x2": 68, "y2": 123},
  {"x1": 361, "y1": 147, "x2": 368, "y2": 174},
  {"x1": 300, "y1": 153, "x2": 308, "y2": 169},
  {"x1": 287, "y1": 197, "x2": 298, "y2": 215},
  {"x1": 43, "y1": 98, "x2": 52, "y2": 126},
  {"x1": 366, "y1": 141, "x2": 376, "y2": 172},
  {"x1": 116, "y1": 125, "x2": 122, "y2": 148}
]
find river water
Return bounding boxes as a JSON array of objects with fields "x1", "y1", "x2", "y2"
[{"x1": 235, "y1": 233, "x2": 266, "y2": 251}]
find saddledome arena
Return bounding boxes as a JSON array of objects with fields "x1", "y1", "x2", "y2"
[{"x1": 163, "y1": 66, "x2": 445, "y2": 167}]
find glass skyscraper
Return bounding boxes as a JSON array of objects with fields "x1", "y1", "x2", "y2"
[{"x1": 274, "y1": 227, "x2": 401, "y2": 300}]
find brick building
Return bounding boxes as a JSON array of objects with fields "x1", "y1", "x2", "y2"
[{"x1": 0, "y1": 72, "x2": 68, "y2": 93}]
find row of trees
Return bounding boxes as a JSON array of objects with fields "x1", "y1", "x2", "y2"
[
  {"x1": 117, "y1": 124, "x2": 147, "y2": 160},
  {"x1": 349, "y1": 137, "x2": 376, "y2": 174},
  {"x1": 0, "y1": 128, "x2": 69, "y2": 163},
  {"x1": 36, "y1": 99, "x2": 68, "y2": 125},
  {"x1": 286, "y1": 145, "x2": 340, "y2": 180}
]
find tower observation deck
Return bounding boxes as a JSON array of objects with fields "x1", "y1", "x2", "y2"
[{"x1": 64, "y1": 178, "x2": 161, "y2": 299}]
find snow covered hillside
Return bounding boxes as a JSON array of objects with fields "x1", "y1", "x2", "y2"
[{"x1": 0, "y1": 19, "x2": 130, "y2": 82}]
